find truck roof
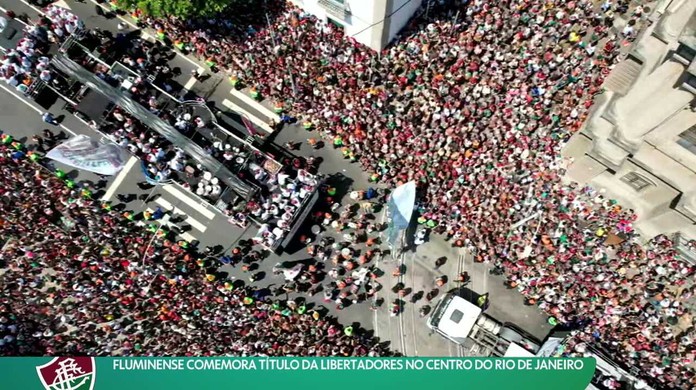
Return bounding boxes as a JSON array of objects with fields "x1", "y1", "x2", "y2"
[
  {"x1": 430, "y1": 294, "x2": 482, "y2": 344},
  {"x1": 503, "y1": 342, "x2": 536, "y2": 357}
]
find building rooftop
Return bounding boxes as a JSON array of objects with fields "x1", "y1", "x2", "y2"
[{"x1": 678, "y1": 10, "x2": 696, "y2": 51}]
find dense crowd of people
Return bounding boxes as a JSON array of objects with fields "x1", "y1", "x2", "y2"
[
  {"x1": 132, "y1": 0, "x2": 696, "y2": 387},
  {"x1": 1, "y1": 0, "x2": 695, "y2": 387},
  {"x1": 1, "y1": 5, "x2": 82, "y2": 93},
  {"x1": 65, "y1": 26, "x2": 321, "y2": 230},
  {"x1": 97, "y1": 106, "x2": 190, "y2": 185},
  {"x1": 0, "y1": 139, "x2": 391, "y2": 357}
]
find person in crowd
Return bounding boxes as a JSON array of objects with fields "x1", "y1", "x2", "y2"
[
  {"x1": 6, "y1": 0, "x2": 692, "y2": 386},
  {"x1": 138, "y1": 1, "x2": 683, "y2": 386},
  {"x1": 0, "y1": 141, "x2": 392, "y2": 358}
]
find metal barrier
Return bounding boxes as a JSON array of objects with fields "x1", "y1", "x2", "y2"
[{"x1": 25, "y1": 79, "x2": 46, "y2": 99}]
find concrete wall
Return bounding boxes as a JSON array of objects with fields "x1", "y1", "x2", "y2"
[
  {"x1": 289, "y1": 0, "x2": 379, "y2": 50},
  {"x1": 289, "y1": 0, "x2": 422, "y2": 51},
  {"x1": 563, "y1": 5, "x2": 696, "y2": 241},
  {"x1": 387, "y1": 0, "x2": 424, "y2": 44}
]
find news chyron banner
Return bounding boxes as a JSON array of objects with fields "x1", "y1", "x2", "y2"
[{"x1": 3, "y1": 357, "x2": 595, "y2": 390}]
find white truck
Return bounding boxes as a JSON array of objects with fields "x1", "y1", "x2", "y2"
[{"x1": 427, "y1": 293, "x2": 540, "y2": 356}]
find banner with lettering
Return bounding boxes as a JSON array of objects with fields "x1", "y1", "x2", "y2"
[
  {"x1": 0, "y1": 357, "x2": 595, "y2": 390},
  {"x1": 46, "y1": 135, "x2": 126, "y2": 176}
]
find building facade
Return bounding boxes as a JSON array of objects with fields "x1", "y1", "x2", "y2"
[
  {"x1": 288, "y1": 0, "x2": 424, "y2": 51},
  {"x1": 563, "y1": 0, "x2": 696, "y2": 251}
]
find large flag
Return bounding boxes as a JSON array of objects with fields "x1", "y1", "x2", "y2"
[
  {"x1": 386, "y1": 181, "x2": 416, "y2": 246},
  {"x1": 46, "y1": 135, "x2": 127, "y2": 176}
]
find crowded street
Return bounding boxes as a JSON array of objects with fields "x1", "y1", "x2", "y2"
[{"x1": 1, "y1": 0, "x2": 695, "y2": 389}]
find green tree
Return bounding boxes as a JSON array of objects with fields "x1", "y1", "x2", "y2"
[{"x1": 116, "y1": 0, "x2": 240, "y2": 18}]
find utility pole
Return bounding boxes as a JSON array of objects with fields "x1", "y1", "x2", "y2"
[
  {"x1": 140, "y1": 223, "x2": 162, "y2": 266},
  {"x1": 266, "y1": 12, "x2": 296, "y2": 97},
  {"x1": 266, "y1": 13, "x2": 278, "y2": 47},
  {"x1": 287, "y1": 64, "x2": 297, "y2": 97}
]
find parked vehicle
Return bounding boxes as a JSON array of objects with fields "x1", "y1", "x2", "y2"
[{"x1": 427, "y1": 292, "x2": 541, "y2": 357}]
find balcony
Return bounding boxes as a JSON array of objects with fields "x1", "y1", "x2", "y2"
[
  {"x1": 674, "y1": 41, "x2": 696, "y2": 65},
  {"x1": 318, "y1": 0, "x2": 351, "y2": 22}
]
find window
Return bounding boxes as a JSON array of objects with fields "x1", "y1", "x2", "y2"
[
  {"x1": 318, "y1": 0, "x2": 349, "y2": 21},
  {"x1": 675, "y1": 43, "x2": 696, "y2": 64},
  {"x1": 677, "y1": 125, "x2": 696, "y2": 155},
  {"x1": 450, "y1": 310, "x2": 464, "y2": 324},
  {"x1": 620, "y1": 172, "x2": 655, "y2": 192},
  {"x1": 685, "y1": 74, "x2": 696, "y2": 92},
  {"x1": 327, "y1": 17, "x2": 345, "y2": 32}
]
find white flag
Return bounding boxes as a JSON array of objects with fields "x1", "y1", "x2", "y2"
[{"x1": 46, "y1": 135, "x2": 127, "y2": 176}]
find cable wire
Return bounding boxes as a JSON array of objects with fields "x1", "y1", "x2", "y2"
[{"x1": 349, "y1": 0, "x2": 418, "y2": 38}]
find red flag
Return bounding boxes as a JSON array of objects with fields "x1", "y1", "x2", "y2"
[{"x1": 241, "y1": 115, "x2": 258, "y2": 136}]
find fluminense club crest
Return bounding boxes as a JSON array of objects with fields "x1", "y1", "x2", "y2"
[{"x1": 36, "y1": 357, "x2": 96, "y2": 390}]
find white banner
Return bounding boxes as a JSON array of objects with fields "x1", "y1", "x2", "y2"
[
  {"x1": 389, "y1": 181, "x2": 416, "y2": 230},
  {"x1": 46, "y1": 135, "x2": 127, "y2": 176}
]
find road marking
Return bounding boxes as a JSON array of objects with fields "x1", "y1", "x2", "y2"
[
  {"x1": 183, "y1": 76, "x2": 197, "y2": 90},
  {"x1": 20, "y1": 0, "x2": 45, "y2": 15},
  {"x1": 141, "y1": 208, "x2": 197, "y2": 242},
  {"x1": 409, "y1": 252, "x2": 419, "y2": 356},
  {"x1": 101, "y1": 156, "x2": 138, "y2": 201},
  {"x1": 0, "y1": 82, "x2": 76, "y2": 136},
  {"x1": 154, "y1": 197, "x2": 209, "y2": 232},
  {"x1": 52, "y1": 0, "x2": 72, "y2": 10},
  {"x1": 161, "y1": 184, "x2": 216, "y2": 219},
  {"x1": 152, "y1": 196, "x2": 173, "y2": 209},
  {"x1": 229, "y1": 89, "x2": 277, "y2": 120},
  {"x1": 183, "y1": 69, "x2": 205, "y2": 90},
  {"x1": 222, "y1": 99, "x2": 274, "y2": 134},
  {"x1": 483, "y1": 261, "x2": 489, "y2": 294},
  {"x1": 0, "y1": 6, "x2": 28, "y2": 25},
  {"x1": 397, "y1": 251, "x2": 407, "y2": 354},
  {"x1": 178, "y1": 231, "x2": 196, "y2": 243}
]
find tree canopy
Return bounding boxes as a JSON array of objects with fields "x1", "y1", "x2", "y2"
[{"x1": 117, "y1": 0, "x2": 242, "y2": 18}]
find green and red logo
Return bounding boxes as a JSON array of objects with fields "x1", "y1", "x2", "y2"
[{"x1": 36, "y1": 357, "x2": 96, "y2": 390}]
